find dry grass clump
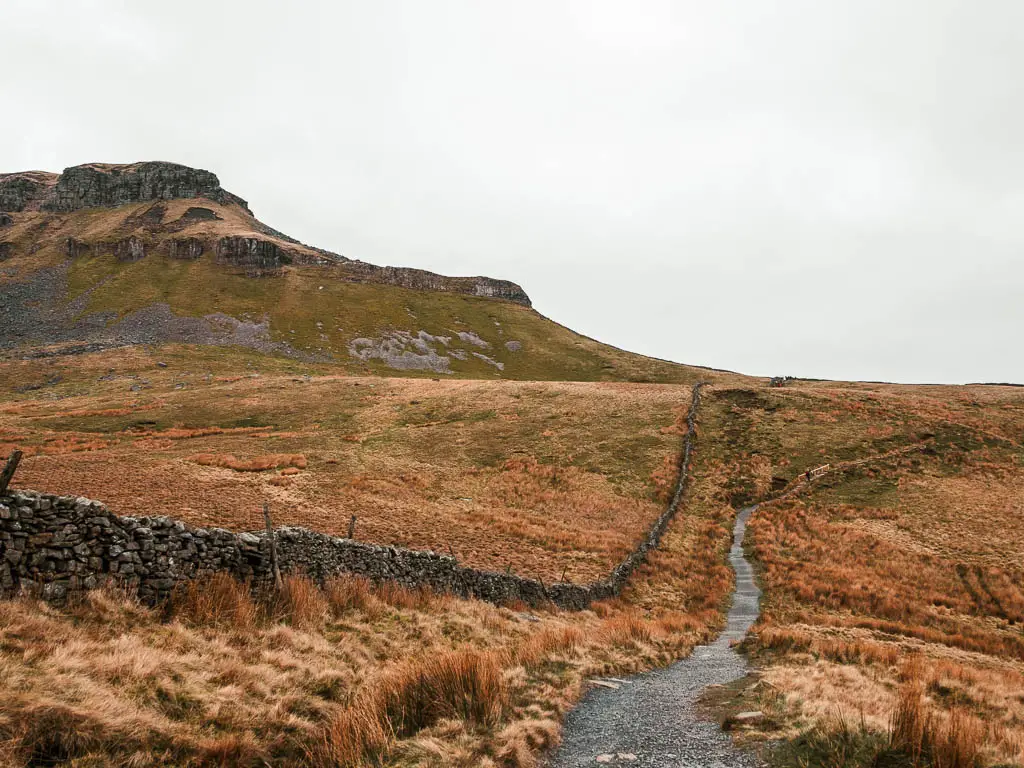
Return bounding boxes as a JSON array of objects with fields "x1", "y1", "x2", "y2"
[
  {"x1": 173, "y1": 570, "x2": 258, "y2": 630},
  {"x1": 266, "y1": 574, "x2": 331, "y2": 629},
  {"x1": 172, "y1": 572, "x2": 450, "y2": 632},
  {"x1": 311, "y1": 649, "x2": 508, "y2": 766},
  {"x1": 512, "y1": 625, "x2": 585, "y2": 668},
  {"x1": 756, "y1": 626, "x2": 900, "y2": 667},
  {"x1": 17, "y1": 435, "x2": 116, "y2": 457},
  {"x1": 374, "y1": 580, "x2": 439, "y2": 611},
  {"x1": 188, "y1": 452, "x2": 307, "y2": 472},
  {"x1": 324, "y1": 574, "x2": 376, "y2": 615},
  {"x1": 494, "y1": 718, "x2": 562, "y2": 768},
  {"x1": 601, "y1": 611, "x2": 656, "y2": 645},
  {"x1": 175, "y1": 573, "x2": 335, "y2": 630},
  {"x1": 2, "y1": 698, "x2": 164, "y2": 767},
  {"x1": 890, "y1": 665, "x2": 985, "y2": 768}
]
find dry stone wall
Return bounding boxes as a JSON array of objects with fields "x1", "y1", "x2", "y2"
[{"x1": 0, "y1": 383, "x2": 702, "y2": 609}]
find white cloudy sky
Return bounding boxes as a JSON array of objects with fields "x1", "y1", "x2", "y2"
[{"x1": 5, "y1": 1, "x2": 1022, "y2": 383}]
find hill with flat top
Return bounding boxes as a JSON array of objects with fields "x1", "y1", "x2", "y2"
[{"x1": 0, "y1": 161, "x2": 709, "y2": 382}]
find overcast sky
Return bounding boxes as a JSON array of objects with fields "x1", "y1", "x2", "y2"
[{"x1": 5, "y1": 1, "x2": 1022, "y2": 384}]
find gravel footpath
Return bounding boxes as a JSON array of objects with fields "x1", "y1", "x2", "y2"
[{"x1": 547, "y1": 506, "x2": 763, "y2": 767}]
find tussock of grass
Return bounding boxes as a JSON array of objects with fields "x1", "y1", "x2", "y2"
[
  {"x1": 174, "y1": 571, "x2": 259, "y2": 630},
  {"x1": 311, "y1": 648, "x2": 507, "y2": 766},
  {"x1": 188, "y1": 451, "x2": 307, "y2": 472},
  {"x1": 0, "y1": 569, "x2": 714, "y2": 767},
  {"x1": 890, "y1": 666, "x2": 986, "y2": 768}
]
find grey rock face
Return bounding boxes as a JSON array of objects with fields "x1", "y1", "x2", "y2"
[
  {"x1": 215, "y1": 236, "x2": 292, "y2": 272},
  {"x1": 62, "y1": 238, "x2": 92, "y2": 258},
  {"x1": 472, "y1": 352, "x2": 505, "y2": 370},
  {"x1": 344, "y1": 262, "x2": 532, "y2": 307},
  {"x1": 457, "y1": 331, "x2": 490, "y2": 348},
  {"x1": 348, "y1": 330, "x2": 454, "y2": 373},
  {"x1": 0, "y1": 172, "x2": 57, "y2": 212},
  {"x1": 167, "y1": 237, "x2": 204, "y2": 260},
  {"x1": 112, "y1": 236, "x2": 145, "y2": 262},
  {"x1": 42, "y1": 162, "x2": 251, "y2": 213}
]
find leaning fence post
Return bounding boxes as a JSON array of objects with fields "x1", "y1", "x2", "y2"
[
  {"x1": 347, "y1": 515, "x2": 357, "y2": 540},
  {"x1": 263, "y1": 502, "x2": 283, "y2": 589},
  {"x1": 0, "y1": 450, "x2": 22, "y2": 496}
]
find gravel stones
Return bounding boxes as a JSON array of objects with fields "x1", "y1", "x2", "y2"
[{"x1": 546, "y1": 506, "x2": 763, "y2": 768}]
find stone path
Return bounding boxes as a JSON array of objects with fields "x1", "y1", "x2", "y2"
[{"x1": 546, "y1": 506, "x2": 763, "y2": 767}]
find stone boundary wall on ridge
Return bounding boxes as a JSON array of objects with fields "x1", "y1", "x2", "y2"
[{"x1": 0, "y1": 383, "x2": 703, "y2": 609}]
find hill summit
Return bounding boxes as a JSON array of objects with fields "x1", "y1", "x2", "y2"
[{"x1": 0, "y1": 161, "x2": 697, "y2": 381}]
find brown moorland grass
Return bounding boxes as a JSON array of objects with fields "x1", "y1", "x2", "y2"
[
  {"x1": 0, "y1": 354, "x2": 745, "y2": 766},
  {"x1": 1, "y1": 195, "x2": 737, "y2": 383},
  {"x1": 702, "y1": 381, "x2": 1024, "y2": 765},
  {"x1": 4, "y1": 346, "x2": 1023, "y2": 764},
  {"x1": 0, "y1": 350, "x2": 717, "y2": 582},
  {"x1": 0, "y1": 562, "x2": 719, "y2": 767},
  {"x1": 188, "y1": 452, "x2": 308, "y2": 472}
]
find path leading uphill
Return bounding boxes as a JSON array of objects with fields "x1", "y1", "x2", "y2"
[{"x1": 547, "y1": 506, "x2": 763, "y2": 767}]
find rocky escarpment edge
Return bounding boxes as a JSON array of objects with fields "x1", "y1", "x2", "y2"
[
  {"x1": 0, "y1": 162, "x2": 249, "y2": 213},
  {"x1": 0, "y1": 384, "x2": 702, "y2": 609},
  {"x1": 0, "y1": 161, "x2": 533, "y2": 306}
]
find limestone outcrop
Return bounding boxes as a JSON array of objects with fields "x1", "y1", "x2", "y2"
[
  {"x1": 42, "y1": 162, "x2": 250, "y2": 213},
  {"x1": 62, "y1": 238, "x2": 92, "y2": 259},
  {"x1": 167, "y1": 237, "x2": 204, "y2": 260},
  {"x1": 215, "y1": 236, "x2": 292, "y2": 272},
  {"x1": 0, "y1": 171, "x2": 58, "y2": 212},
  {"x1": 344, "y1": 262, "x2": 531, "y2": 306},
  {"x1": 1, "y1": 160, "x2": 533, "y2": 308},
  {"x1": 112, "y1": 236, "x2": 145, "y2": 262}
]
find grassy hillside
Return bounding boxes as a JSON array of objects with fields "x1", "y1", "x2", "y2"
[
  {"x1": 61, "y1": 251, "x2": 704, "y2": 381},
  {"x1": 0, "y1": 350, "x2": 737, "y2": 768},
  {"x1": 2, "y1": 348, "x2": 1024, "y2": 765},
  {"x1": 5, "y1": 166, "x2": 1024, "y2": 767},
  {"x1": 0, "y1": 195, "x2": 717, "y2": 383},
  {"x1": 694, "y1": 381, "x2": 1024, "y2": 767},
  {"x1": 0, "y1": 348, "x2": 702, "y2": 582}
]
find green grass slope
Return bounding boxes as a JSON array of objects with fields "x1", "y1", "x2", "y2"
[{"x1": 63, "y1": 251, "x2": 713, "y2": 382}]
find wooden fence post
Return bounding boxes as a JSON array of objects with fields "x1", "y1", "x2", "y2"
[
  {"x1": 0, "y1": 450, "x2": 22, "y2": 496},
  {"x1": 263, "y1": 502, "x2": 282, "y2": 589},
  {"x1": 347, "y1": 515, "x2": 357, "y2": 540}
]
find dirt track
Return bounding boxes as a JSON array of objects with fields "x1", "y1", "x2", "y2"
[{"x1": 546, "y1": 506, "x2": 763, "y2": 767}]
